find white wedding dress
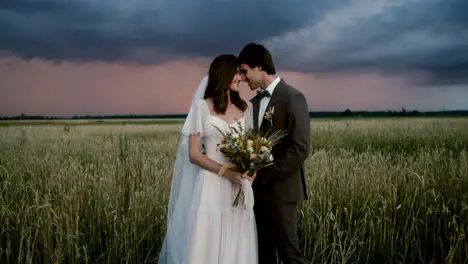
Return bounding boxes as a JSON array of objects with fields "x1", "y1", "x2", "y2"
[
  {"x1": 158, "y1": 77, "x2": 257, "y2": 264},
  {"x1": 186, "y1": 100, "x2": 258, "y2": 263}
]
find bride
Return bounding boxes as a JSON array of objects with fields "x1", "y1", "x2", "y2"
[{"x1": 158, "y1": 54, "x2": 258, "y2": 264}]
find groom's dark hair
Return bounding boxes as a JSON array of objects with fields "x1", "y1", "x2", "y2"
[{"x1": 238, "y1": 42, "x2": 276, "y2": 75}]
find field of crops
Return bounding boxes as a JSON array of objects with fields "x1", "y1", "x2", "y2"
[{"x1": 1, "y1": 118, "x2": 467, "y2": 263}]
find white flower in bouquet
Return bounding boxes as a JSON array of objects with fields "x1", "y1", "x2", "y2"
[{"x1": 260, "y1": 146, "x2": 269, "y2": 153}]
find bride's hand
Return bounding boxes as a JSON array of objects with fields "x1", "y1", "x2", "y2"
[{"x1": 223, "y1": 168, "x2": 243, "y2": 187}]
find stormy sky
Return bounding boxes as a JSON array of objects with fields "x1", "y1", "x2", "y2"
[{"x1": 1, "y1": 0, "x2": 467, "y2": 116}]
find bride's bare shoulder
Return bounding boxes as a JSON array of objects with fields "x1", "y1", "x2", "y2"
[
  {"x1": 204, "y1": 97, "x2": 213, "y2": 105},
  {"x1": 203, "y1": 98, "x2": 215, "y2": 114}
]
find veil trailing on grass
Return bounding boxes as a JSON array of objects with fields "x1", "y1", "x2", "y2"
[{"x1": 158, "y1": 76, "x2": 208, "y2": 264}]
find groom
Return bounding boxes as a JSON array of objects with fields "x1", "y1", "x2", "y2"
[{"x1": 238, "y1": 43, "x2": 310, "y2": 264}]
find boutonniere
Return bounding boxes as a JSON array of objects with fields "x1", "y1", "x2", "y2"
[{"x1": 264, "y1": 106, "x2": 275, "y2": 125}]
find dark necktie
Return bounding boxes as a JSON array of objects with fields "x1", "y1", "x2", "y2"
[
  {"x1": 257, "y1": 89, "x2": 270, "y2": 99},
  {"x1": 253, "y1": 89, "x2": 270, "y2": 131}
]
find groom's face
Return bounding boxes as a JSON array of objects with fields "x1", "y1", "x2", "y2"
[{"x1": 240, "y1": 64, "x2": 262, "y2": 91}]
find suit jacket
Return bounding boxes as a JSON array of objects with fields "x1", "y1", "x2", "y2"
[{"x1": 251, "y1": 78, "x2": 310, "y2": 204}]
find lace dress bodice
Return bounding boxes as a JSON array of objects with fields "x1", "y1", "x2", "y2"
[
  {"x1": 200, "y1": 105, "x2": 247, "y2": 165},
  {"x1": 184, "y1": 99, "x2": 252, "y2": 164}
]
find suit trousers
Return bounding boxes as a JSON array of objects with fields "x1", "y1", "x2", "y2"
[{"x1": 254, "y1": 200, "x2": 307, "y2": 264}]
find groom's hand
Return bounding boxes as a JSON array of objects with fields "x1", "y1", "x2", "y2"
[{"x1": 243, "y1": 171, "x2": 257, "y2": 183}]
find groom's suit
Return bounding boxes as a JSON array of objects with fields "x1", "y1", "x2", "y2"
[{"x1": 251, "y1": 77, "x2": 310, "y2": 264}]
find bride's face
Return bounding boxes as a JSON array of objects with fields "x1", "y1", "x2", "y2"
[{"x1": 229, "y1": 68, "x2": 242, "y2": 92}]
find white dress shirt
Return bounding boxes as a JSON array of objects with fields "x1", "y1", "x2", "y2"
[{"x1": 258, "y1": 76, "x2": 280, "y2": 128}]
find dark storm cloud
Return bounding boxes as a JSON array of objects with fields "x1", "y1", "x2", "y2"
[
  {"x1": 265, "y1": 0, "x2": 468, "y2": 85},
  {"x1": 0, "y1": 0, "x2": 336, "y2": 62},
  {"x1": 1, "y1": 0, "x2": 467, "y2": 85}
]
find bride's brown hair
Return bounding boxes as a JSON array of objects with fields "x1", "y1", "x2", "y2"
[{"x1": 204, "y1": 54, "x2": 248, "y2": 114}]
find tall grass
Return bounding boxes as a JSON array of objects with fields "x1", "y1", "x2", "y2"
[{"x1": 1, "y1": 118, "x2": 467, "y2": 263}]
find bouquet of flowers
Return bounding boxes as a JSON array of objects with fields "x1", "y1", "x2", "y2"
[{"x1": 214, "y1": 120, "x2": 287, "y2": 207}]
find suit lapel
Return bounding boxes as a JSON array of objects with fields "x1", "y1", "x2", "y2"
[
  {"x1": 259, "y1": 79, "x2": 284, "y2": 132},
  {"x1": 252, "y1": 96, "x2": 261, "y2": 131}
]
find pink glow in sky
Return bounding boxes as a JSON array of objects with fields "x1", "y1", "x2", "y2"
[{"x1": 1, "y1": 56, "x2": 466, "y2": 116}]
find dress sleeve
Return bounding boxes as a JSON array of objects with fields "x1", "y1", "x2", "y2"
[{"x1": 184, "y1": 99, "x2": 207, "y2": 136}]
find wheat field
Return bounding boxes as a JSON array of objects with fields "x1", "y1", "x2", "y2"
[{"x1": 1, "y1": 118, "x2": 467, "y2": 263}]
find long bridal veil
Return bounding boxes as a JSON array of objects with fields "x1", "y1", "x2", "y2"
[{"x1": 158, "y1": 76, "x2": 208, "y2": 264}]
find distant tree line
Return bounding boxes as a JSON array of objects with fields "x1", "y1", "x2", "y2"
[
  {"x1": 309, "y1": 109, "x2": 468, "y2": 118},
  {"x1": 2, "y1": 109, "x2": 468, "y2": 121}
]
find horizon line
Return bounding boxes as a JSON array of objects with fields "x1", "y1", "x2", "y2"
[{"x1": 2, "y1": 109, "x2": 468, "y2": 118}]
